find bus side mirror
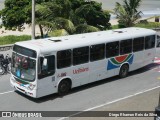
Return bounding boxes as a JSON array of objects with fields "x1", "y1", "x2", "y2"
[
  {"x1": 42, "y1": 58, "x2": 48, "y2": 71},
  {"x1": 38, "y1": 57, "x2": 48, "y2": 79},
  {"x1": 43, "y1": 58, "x2": 47, "y2": 66}
]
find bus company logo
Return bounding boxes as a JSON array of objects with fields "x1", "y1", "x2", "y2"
[
  {"x1": 73, "y1": 67, "x2": 89, "y2": 74},
  {"x1": 107, "y1": 54, "x2": 134, "y2": 70}
]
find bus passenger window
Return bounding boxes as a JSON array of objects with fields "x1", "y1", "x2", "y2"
[
  {"x1": 73, "y1": 46, "x2": 89, "y2": 65},
  {"x1": 57, "y1": 50, "x2": 71, "y2": 69},
  {"x1": 145, "y1": 35, "x2": 155, "y2": 49},
  {"x1": 106, "y1": 41, "x2": 119, "y2": 58},
  {"x1": 90, "y1": 44, "x2": 105, "y2": 61},
  {"x1": 133, "y1": 37, "x2": 144, "y2": 52},
  {"x1": 120, "y1": 39, "x2": 132, "y2": 55}
]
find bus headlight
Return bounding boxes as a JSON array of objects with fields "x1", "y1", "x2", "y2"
[{"x1": 27, "y1": 84, "x2": 36, "y2": 90}]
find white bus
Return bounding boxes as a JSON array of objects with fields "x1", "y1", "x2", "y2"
[{"x1": 10, "y1": 27, "x2": 157, "y2": 98}]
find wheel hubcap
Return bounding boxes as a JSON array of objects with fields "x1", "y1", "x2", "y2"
[
  {"x1": 61, "y1": 84, "x2": 67, "y2": 92},
  {"x1": 122, "y1": 67, "x2": 127, "y2": 76}
]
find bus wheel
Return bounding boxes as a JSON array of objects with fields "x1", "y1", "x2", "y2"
[
  {"x1": 119, "y1": 64, "x2": 129, "y2": 78},
  {"x1": 58, "y1": 80, "x2": 71, "y2": 96}
]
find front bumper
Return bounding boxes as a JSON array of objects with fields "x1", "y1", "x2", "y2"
[{"x1": 10, "y1": 77, "x2": 37, "y2": 98}]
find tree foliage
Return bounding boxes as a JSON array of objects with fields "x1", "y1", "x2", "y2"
[
  {"x1": 0, "y1": 0, "x2": 31, "y2": 30},
  {"x1": 35, "y1": 0, "x2": 110, "y2": 36},
  {"x1": 75, "y1": 24, "x2": 99, "y2": 34},
  {"x1": 35, "y1": 1, "x2": 74, "y2": 37},
  {"x1": 74, "y1": 1, "x2": 111, "y2": 30},
  {"x1": 0, "y1": 0, "x2": 111, "y2": 37},
  {"x1": 114, "y1": 0, "x2": 142, "y2": 28}
]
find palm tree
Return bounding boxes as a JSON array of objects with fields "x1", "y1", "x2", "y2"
[
  {"x1": 74, "y1": 1, "x2": 111, "y2": 30},
  {"x1": 114, "y1": 0, "x2": 142, "y2": 27},
  {"x1": 35, "y1": 1, "x2": 75, "y2": 37},
  {"x1": 75, "y1": 24, "x2": 99, "y2": 34},
  {"x1": 35, "y1": 1, "x2": 100, "y2": 37}
]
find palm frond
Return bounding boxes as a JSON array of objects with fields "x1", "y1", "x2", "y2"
[
  {"x1": 48, "y1": 29, "x2": 69, "y2": 37},
  {"x1": 54, "y1": 17, "x2": 75, "y2": 34},
  {"x1": 114, "y1": 0, "x2": 142, "y2": 27},
  {"x1": 75, "y1": 24, "x2": 99, "y2": 34}
]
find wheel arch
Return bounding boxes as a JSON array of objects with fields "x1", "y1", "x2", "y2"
[
  {"x1": 119, "y1": 62, "x2": 130, "y2": 71},
  {"x1": 57, "y1": 77, "x2": 72, "y2": 89}
]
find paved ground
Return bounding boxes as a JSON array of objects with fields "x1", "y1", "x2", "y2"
[{"x1": 68, "y1": 87, "x2": 160, "y2": 120}]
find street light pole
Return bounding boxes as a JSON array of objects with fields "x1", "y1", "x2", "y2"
[{"x1": 32, "y1": 0, "x2": 35, "y2": 40}]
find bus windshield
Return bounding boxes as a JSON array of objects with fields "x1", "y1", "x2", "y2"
[{"x1": 11, "y1": 52, "x2": 36, "y2": 81}]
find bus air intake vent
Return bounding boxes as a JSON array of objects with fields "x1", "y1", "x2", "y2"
[{"x1": 48, "y1": 39, "x2": 61, "y2": 42}]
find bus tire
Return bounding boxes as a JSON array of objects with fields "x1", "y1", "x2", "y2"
[
  {"x1": 119, "y1": 64, "x2": 129, "y2": 78},
  {"x1": 58, "y1": 79, "x2": 71, "y2": 96}
]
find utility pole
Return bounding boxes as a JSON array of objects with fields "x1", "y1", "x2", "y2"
[{"x1": 32, "y1": 0, "x2": 35, "y2": 40}]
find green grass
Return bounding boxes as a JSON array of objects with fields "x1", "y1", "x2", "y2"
[
  {"x1": 111, "y1": 22, "x2": 160, "y2": 29},
  {"x1": 0, "y1": 35, "x2": 31, "y2": 45},
  {"x1": 134, "y1": 22, "x2": 160, "y2": 29},
  {"x1": 111, "y1": 25, "x2": 119, "y2": 29}
]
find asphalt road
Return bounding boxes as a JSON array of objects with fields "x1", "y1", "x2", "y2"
[
  {"x1": 0, "y1": 31, "x2": 160, "y2": 120},
  {"x1": 69, "y1": 87, "x2": 160, "y2": 120}
]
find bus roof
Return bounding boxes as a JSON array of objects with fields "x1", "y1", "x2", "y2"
[{"x1": 15, "y1": 27, "x2": 156, "y2": 55}]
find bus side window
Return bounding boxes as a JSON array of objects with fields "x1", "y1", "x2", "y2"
[
  {"x1": 38, "y1": 55, "x2": 55, "y2": 79},
  {"x1": 145, "y1": 35, "x2": 155, "y2": 49},
  {"x1": 133, "y1": 37, "x2": 144, "y2": 52},
  {"x1": 106, "y1": 41, "x2": 119, "y2": 58},
  {"x1": 120, "y1": 39, "x2": 132, "y2": 55},
  {"x1": 57, "y1": 49, "x2": 71, "y2": 69},
  {"x1": 73, "y1": 46, "x2": 89, "y2": 65},
  {"x1": 90, "y1": 44, "x2": 105, "y2": 61}
]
